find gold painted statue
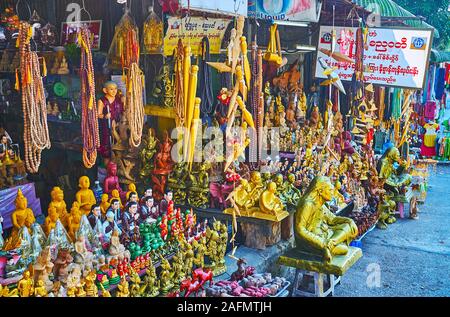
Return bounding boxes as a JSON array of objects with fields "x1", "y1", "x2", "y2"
[
  {"x1": 167, "y1": 162, "x2": 188, "y2": 205},
  {"x1": 378, "y1": 146, "x2": 412, "y2": 193},
  {"x1": 159, "y1": 256, "x2": 174, "y2": 295},
  {"x1": 3, "y1": 189, "x2": 36, "y2": 250},
  {"x1": 295, "y1": 176, "x2": 358, "y2": 262},
  {"x1": 48, "y1": 187, "x2": 69, "y2": 228},
  {"x1": 17, "y1": 270, "x2": 34, "y2": 297},
  {"x1": 44, "y1": 206, "x2": 59, "y2": 236},
  {"x1": 142, "y1": 260, "x2": 159, "y2": 297},
  {"x1": 187, "y1": 163, "x2": 210, "y2": 208},
  {"x1": 75, "y1": 176, "x2": 96, "y2": 215},
  {"x1": 205, "y1": 220, "x2": 227, "y2": 276},
  {"x1": 225, "y1": 171, "x2": 288, "y2": 221},
  {"x1": 139, "y1": 128, "x2": 157, "y2": 180}
]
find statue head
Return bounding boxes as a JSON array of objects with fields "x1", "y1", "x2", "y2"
[
  {"x1": 128, "y1": 183, "x2": 136, "y2": 192},
  {"x1": 267, "y1": 182, "x2": 277, "y2": 193},
  {"x1": 304, "y1": 176, "x2": 334, "y2": 203},
  {"x1": 250, "y1": 171, "x2": 262, "y2": 185},
  {"x1": 273, "y1": 173, "x2": 283, "y2": 186},
  {"x1": 164, "y1": 190, "x2": 173, "y2": 202},
  {"x1": 91, "y1": 204, "x2": 101, "y2": 217},
  {"x1": 128, "y1": 191, "x2": 138, "y2": 203},
  {"x1": 78, "y1": 176, "x2": 90, "y2": 189},
  {"x1": 107, "y1": 162, "x2": 118, "y2": 176},
  {"x1": 110, "y1": 198, "x2": 120, "y2": 210},
  {"x1": 128, "y1": 202, "x2": 138, "y2": 215},
  {"x1": 145, "y1": 196, "x2": 154, "y2": 208},
  {"x1": 15, "y1": 188, "x2": 27, "y2": 210},
  {"x1": 103, "y1": 81, "x2": 118, "y2": 98},
  {"x1": 386, "y1": 146, "x2": 401, "y2": 163},
  {"x1": 48, "y1": 206, "x2": 59, "y2": 222},
  {"x1": 111, "y1": 189, "x2": 120, "y2": 198},
  {"x1": 287, "y1": 173, "x2": 296, "y2": 183},
  {"x1": 144, "y1": 188, "x2": 152, "y2": 197},
  {"x1": 101, "y1": 193, "x2": 109, "y2": 203},
  {"x1": 51, "y1": 186, "x2": 64, "y2": 202}
]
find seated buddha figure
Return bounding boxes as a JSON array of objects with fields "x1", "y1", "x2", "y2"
[
  {"x1": 48, "y1": 187, "x2": 68, "y2": 228},
  {"x1": 3, "y1": 189, "x2": 36, "y2": 251},
  {"x1": 104, "y1": 161, "x2": 125, "y2": 200},
  {"x1": 259, "y1": 182, "x2": 285, "y2": 217},
  {"x1": 75, "y1": 176, "x2": 96, "y2": 216},
  {"x1": 68, "y1": 203, "x2": 83, "y2": 242},
  {"x1": 246, "y1": 171, "x2": 266, "y2": 208},
  {"x1": 295, "y1": 176, "x2": 358, "y2": 262},
  {"x1": 44, "y1": 206, "x2": 60, "y2": 236},
  {"x1": 377, "y1": 146, "x2": 412, "y2": 194},
  {"x1": 230, "y1": 178, "x2": 252, "y2": 211}
]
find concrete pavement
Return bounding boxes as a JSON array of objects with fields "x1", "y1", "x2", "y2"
[{"x1": 335, "y1": 165, "x2": 450, "y2": 296}]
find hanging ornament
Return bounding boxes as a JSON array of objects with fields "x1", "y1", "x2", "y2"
[{"x1": 142, "y1": 3, "x2": 163, "y2": 54}]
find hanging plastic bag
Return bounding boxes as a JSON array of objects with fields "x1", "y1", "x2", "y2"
[
  {"x1": 106, "y1": 9, "x2": 139, "y2": 69},
  {"x1": 142, "y1": 4, "x2": 163, "y2": 54}
]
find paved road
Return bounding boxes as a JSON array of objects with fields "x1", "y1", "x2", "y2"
[{"x1": 335, "y1": 165, "x2": 450, "y2": 297}]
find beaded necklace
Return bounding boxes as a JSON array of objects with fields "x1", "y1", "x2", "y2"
[
  {"x1": 78, "y1": 27, "x2": 100, "y2": 168},
  {"x1": 18, "y1": 22, "x2": 51, "y2": 173}
]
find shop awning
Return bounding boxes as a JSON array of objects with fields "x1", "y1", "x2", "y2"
[
  {"x1": 351, "y1": 0, "x2": 440, "y2": 38},
  {"x1": 430, "y1": 49, "x2": 450, "y2": 63}
]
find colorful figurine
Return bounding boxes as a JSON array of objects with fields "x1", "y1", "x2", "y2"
[
  {"x1": 97, "y1": 81, "x2": 125, "y2": 162},
  {"x1": 99, "y1": 194, "x2": 110, "y2": 219},
  {"x1": 104, "y1": 161, "x2": 125, "y2": 201},
  {"x1": 17, "y1": 270, "x2": 34, "y2": 297},
  {"x1": 76, "y1": 176, "x2": 97, "y2": 216},
  {"x1": 295, "y1": 176, "x2": 358, "y2": 262},
  {"x1": 44, "y1": 206, "x2": 60, "y2": 236},
  {"x1": 3, "y1": 189, "x2": 36, "y2": 250},
  {"x1": 48, "y1": 186, "x2": 69, "y2": 228}
]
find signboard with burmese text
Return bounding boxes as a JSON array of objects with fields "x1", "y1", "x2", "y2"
[{"x1": 315, "y1": 26, "x2": 434, "y2": 89}]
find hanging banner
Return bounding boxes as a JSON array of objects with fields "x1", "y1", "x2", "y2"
[
  {"x1": 315, "y1": 26, "x2": 434, "y2": 89},
  {"x1": 179, "y1": 0, "x2": 248, "y2": 16},
  {"x1": 248, "y1": 0, "x2": 321, "y2": 22},
  {"x1": 164, "y1": 16, "x2": 231, "y2": 56}
]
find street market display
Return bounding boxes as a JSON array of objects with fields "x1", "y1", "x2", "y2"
[{"x1": 0, "y1": 0, "x2": 442, "y2": 298}]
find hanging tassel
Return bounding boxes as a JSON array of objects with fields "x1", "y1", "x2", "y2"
[
  {"x1": 15, "y1": 69, "x2": 20, "y2": 90},
  {"x1": 42, "y1": 57, "x2": 47, "y2": 77}
]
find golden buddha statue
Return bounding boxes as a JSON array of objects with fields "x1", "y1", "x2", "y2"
[
  {"x1": 17, "y1": 270, "x2": 34, "y2": 297},
  {"x1": 3, "y1": 189, "x2": 36, "y2": 251},
  {"x1": 378, "y1": 146, "x2": 412, "y2": 193},
  {"x1": 75, "y1": 176, "x2": 96, "y2": 215},
  {"x1": 143, "y1": 264, "x2": 159, "y2": 297},
  {"x1": 159, "y1": 257, "x2": 174, "y2": 294},
  {"x1": 283, "y1": 173, "x2": 302, "y2": 206},
  {"x1": 68, "y1": 203, "x2": 83, "y2": 242},
  {"x1": 259, "y1": 182, "x2": 288, "y2": 220},
  {"x1": 295, "y1": 176, "x2": 358, "y2": 262},
  {"x1": 44, "y1": 206, "x2": 59, "y2": 236},
  {"x1": 109, "y1": 189, "x2": 124, "y2": 209},
  {"x1": 48, "y1": 187, "x2": 69, "y2": 228},
  {"x1": 116, "y1": 278, "x2": 130, "y2": 297},
  {"x1": 100, "y1": 194, "x2": 110, "y2": 218},
  {"x1": 126, "y1": 183, "x2": 138, "y2": 201},
  {"x1": 34, "y1": 280, "x2": 48, "y2": 297}
]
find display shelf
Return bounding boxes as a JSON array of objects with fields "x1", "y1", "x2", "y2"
[
  {"x1": 97, "y1": 251, "x2": 176, "y2": 296},
  {"x1": 145, "y1": 104, "x2": 176, "y2": 119}
]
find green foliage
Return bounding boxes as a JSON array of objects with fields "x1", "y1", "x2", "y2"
[{"x1": 393, "y1": 0, "x2": 450, "y2": 49}]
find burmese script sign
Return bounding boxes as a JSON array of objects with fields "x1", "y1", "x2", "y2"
[
  {"x1": 315, "y1": 26, "x2": 434, "y2": 89},
  {"x1": 164, "y1": 17, "x2": 231, "y2": 56}
]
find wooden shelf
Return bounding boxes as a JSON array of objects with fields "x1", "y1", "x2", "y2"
[{"x1": 144, "y1": 104, "x2": 176, "y2": 119}]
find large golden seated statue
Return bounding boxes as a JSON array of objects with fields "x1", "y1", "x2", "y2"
[
  {"x1": 294, "y1": 176, "x2": 358, "y2": 262},
  {"x1": 224, "y1": 171, "x2": 289, "y2": 222},
  {"x1": 377, "y1": 146, "x2": 412, "y2": 200}
]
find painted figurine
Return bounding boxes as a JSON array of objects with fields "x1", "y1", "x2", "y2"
[
  {"x1": 2, "y1": 189, "x2": 35, "y2": 250},
  {"x1": 97, "y1": 81, "x2": 124, "y2": 162},
  {"x1": 104, "y1": 161, "x2": 125, "y2": 201},
  {"x1": 48, "y1": 186, "x2": 69, "y2": 228},
  {"x1": 295, "y1": 176, "x2": 358, "y2": 262},
  {"x1": 75, "y1": 176, "x2": 96, "y2": 216}
]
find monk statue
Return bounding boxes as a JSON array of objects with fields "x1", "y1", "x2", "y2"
[
  {"x1": 44, "y1": 206, "x2": 60, "y2": 236},
  {"x1": 48, "y1": 187, "x2": 68, "y2": 228},
  {"x1": 259, "y1": 182, "x2": 286, "y2": 219},
  {"x1": 295, "y1": 176, "x2": 358, "y2": 262},
  {"x1": 377, "y1": 146, "x2": 412, "y2": 194},
  {"x1": 75, "y1": 176, "x2": 96, "y2": 216},
  {"x1": 104, "y1": 161, "x2": 125, "y2": 200},
  {"x1": 3, "y1": 189, "x2": 36, "y2": 250}
]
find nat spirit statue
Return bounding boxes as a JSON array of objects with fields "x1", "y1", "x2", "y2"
[{"x1": 295, "y1": 176, "x2": 358, "y2": 262}]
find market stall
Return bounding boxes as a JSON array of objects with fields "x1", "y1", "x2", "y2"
[{"x1": 0, "y1": 0, "x2": 439, "y2": 298}]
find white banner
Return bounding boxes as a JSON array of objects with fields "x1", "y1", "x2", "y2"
[
  {"x1": 179, "y1": 0, "x2": 248, "y2": 16},
  {"x1": 315, "y1": 26, "x2": 434, "y2": 89},
  {"x1": 248, "y1": 0, "x2": 321, "y2": 22}
]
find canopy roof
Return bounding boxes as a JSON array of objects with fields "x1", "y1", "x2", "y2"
[{"x1": 352, "y1": 0, "x2": 440, "y2": 38}]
